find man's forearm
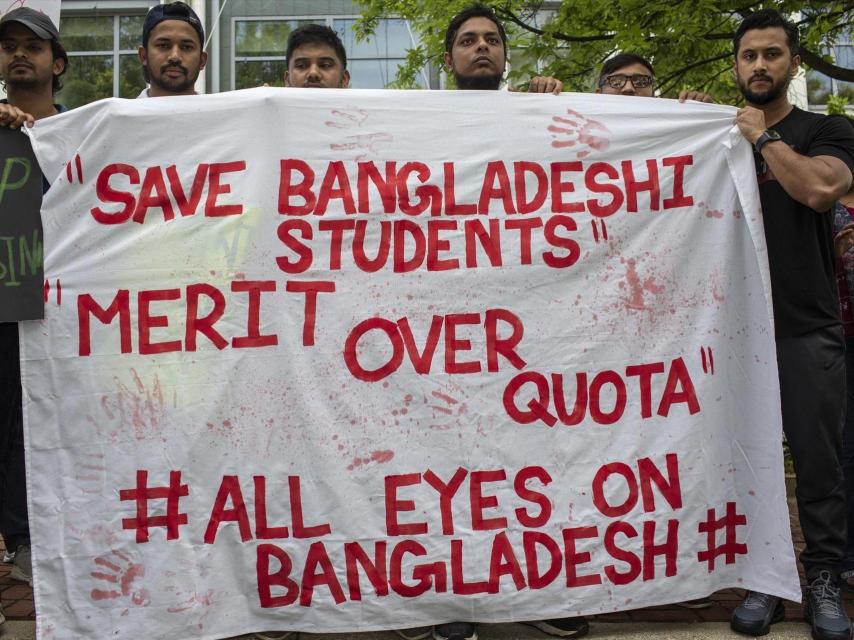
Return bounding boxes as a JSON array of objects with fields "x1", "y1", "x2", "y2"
[{"x1": 761, "y1": 142, "x2": 852, "y2": 212}]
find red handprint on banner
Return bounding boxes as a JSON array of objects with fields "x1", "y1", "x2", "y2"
[
  {"x1": 325, "y1": 108, "x2": 394, "y2": 160},
  {"x1": 331, "y1": 132, "x2": 395, "y2": 154},
  {"x1": 86, "y1": 369, "x2": 167, "y2": 443},
  {"x1": 548, "y1": 109, "x2": 611, "y2": 158},
  {"x1": 89, "y1": 549, "x2": 150, "y2": 611}
]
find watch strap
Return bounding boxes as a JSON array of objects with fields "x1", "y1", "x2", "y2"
[{"x1": 754, "y1": 129, "x2": 781, "y2": 153}]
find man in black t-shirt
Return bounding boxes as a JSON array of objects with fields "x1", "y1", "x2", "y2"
[{"x1": 728, "y1": 10, "x2": 854, "y2": 640}]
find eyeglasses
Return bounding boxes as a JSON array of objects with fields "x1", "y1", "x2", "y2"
[{"x1": 599, "y1": 73, "x2": 654, "y2": 89}]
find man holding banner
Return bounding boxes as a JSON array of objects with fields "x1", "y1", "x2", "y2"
[
  {"x1": 0, "y1": 7, "x2": 66, "y2": 127},
  {"x1": 0, "y1": 5, "x2": 67, "y2": 628},
  {"x1": 283, "y1": 24, "x2": 350, "y2": 90},
  {"x1": 431, "y1": 6, "x2": 583, "y2": 640},
  {"x1": 136, "y1": 1, "x2": 206, "y2": 99},
  {"x1": 728, "y1": 9, "x2": 854, "y2": 640}
]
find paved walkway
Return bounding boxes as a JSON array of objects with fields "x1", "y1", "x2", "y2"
[{"x1": 3, "y1": 498, "x2": 853, "y2": 639}]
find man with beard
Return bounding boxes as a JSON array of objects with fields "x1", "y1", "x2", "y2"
[
  {"x1": 0, "y1": 7, "x2": 67, "y2": 126},
  {"x1": 443, "y1": 3, "x2": 561, "y2": 94},
  {"x1": 283, "y1": 24, "x2": 349, "y2": 89},
  {"x1": 415, "y1": 13, "x2": 579, "y2": 640},
  {"x1": 728, "y1": 9, "x2": 854, "y2": 640},
  {"x1": 0, "y1": 6, "x2": 69, "y2": 628},
  {"x1": 137, "y1": 1, "x2": 207, "y2": 98}
]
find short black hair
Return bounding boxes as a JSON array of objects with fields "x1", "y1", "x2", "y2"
[
  {"x1": 733, "y1": 9, "x2": 799, "y2": 57},
  {"x1": 444, "y1": 3, "x2": 507, "y2": 55},
  {"x1": 598, "y1": 53, "x2": 654, "y2": 84},
  {"x1": 285, "y1": 24, "x2": 347, "y2": 69}
]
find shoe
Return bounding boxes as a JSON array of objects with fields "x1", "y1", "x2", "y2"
[
  {"x1": 805, "y1": 570, "x2": 852, "y2": 640},
  {"x1": 394, "y1": 628, "x2": 433, "y2": 640},
  {"x1": 253, "y1": 633, "x2": 295, "y2": 640},
  {"x1": 9, "y1": 545, "x2": 31, "y2": 587},
  {"x1": 2, "y1": 549, "x2": 14, "y2": 563},
  {"x1": 522, "y1": 617, "x2": 589, "y2": 637},
  {"x1": 730, "y1": 591, "x2": 784, "y2": 636},
  {"x1": 840, "y1": 569, "x2": 854, "y2": 594},
  {"x1": 433, "y1": 622, "x2": 477, "y2": 640},
  {"x1": 676, "y1": 597, "x2": 714, "y2": 609}
]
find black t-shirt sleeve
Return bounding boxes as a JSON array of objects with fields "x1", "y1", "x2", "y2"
[{"x1": 806, "y1": 116, "x2": 854, "y2": 179}]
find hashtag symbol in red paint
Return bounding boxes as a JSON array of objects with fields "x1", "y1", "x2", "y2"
[
  {"x1": 119, "y1": 470, "x2": 189, "y2": 543},
  {"x1": 697, "y1": 501, "x2": 747, "y2": 571}
]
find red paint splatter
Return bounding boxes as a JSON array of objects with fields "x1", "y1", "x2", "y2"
[
  {"x1": 705, "y1": 209, "x2": 724, "y2": 219},
  {"x1": 432, "y1": 391, "x2": 457, "y2": 405},
  {"x1": 621, "y1": 258, "x2": 664, "y2": 310},
  {"x1": 370, "y1": 450, "x2": 394, "y2": 463}
]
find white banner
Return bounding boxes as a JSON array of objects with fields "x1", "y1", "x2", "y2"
[{"x1": 22, "y1": 89, "x2": 798, "y2": 640}]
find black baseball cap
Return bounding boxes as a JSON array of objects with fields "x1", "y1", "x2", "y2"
[
  {"x1": 0, "y1": 7, "x2": 60, "y2": 40},
  {"x1": 142, "y1": 2, "x2": 205, "y2": 47}
]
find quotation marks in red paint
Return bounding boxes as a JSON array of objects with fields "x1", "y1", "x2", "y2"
[
  {"x1": 700, "y1": 346, "x2": 715, "y2": 375},
  {"x1": 590, "y1": 219, "x2": 609, "y2": 244},
  {"x1": 89, "y1": 549, "x2": 150, "y2": 608},
  {"x1": 697, "y1": 501, "x2": 747, "y2": 571},
  {"x1": 42, "y1": 278, "x2": 61, "y2": 305},
  {"x1": 119, "y1": 469, "x2": 189, "y2": 543},
  {"x1": 65, "y1": 154, "x2": 83, "y2": 184},
  {"x1": 548, "y1": 109, "x2": 611, "y2": 158}
]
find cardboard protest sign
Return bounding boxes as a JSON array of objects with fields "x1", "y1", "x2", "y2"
[
  {"x1": 0, "y1": 127, "x2": 43, "y2": 321},
  {"x1": 22, "y1": 89, "x2": 798, "y2": 640}
]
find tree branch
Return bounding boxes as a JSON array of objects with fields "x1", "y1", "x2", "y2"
[
  {"x1": 657, "y1": 51, "x2": 733, "y2": 85},
  {"x1": 800, "y1": 46, "x2": 854, "y2": 82},
  {"x1": 495, "y1": 8, "x2": 615, "y2": 43}
]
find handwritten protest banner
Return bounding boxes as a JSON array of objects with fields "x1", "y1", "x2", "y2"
[
  {"x1": 21, "y1": 89, "x2": 798, "y2": 640},
  {"x1": 0, "y1": 127, "x2": 43, "y2": 321}
]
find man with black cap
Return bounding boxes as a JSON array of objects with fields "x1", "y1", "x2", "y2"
[
  {"x1": 137, "y1": 1, "x2": 207, "y2": 98},
  {"x1": 0, "y1": 7, "x2": 67, "y2": 126},
  {"x1": 0, "y1": 5, "x2": 69, "y2": 629}
]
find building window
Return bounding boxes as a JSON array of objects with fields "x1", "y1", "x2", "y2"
[
  {"x1": 234, "y1": 18, "x2": 313, "y2": 90},
  {"x1": 807, "y1": 38, "x2": 854, "y2": 106},
  {"x1": 233, "y1": 16, "x2": 425, "y2": 89},
  {"x1": 57, "y1": 13, "x2": 148, "y2": 109}
]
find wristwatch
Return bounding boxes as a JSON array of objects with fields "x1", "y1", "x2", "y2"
[{"x1": 754, "y1": 129, "x2": 782, "y2": 153}]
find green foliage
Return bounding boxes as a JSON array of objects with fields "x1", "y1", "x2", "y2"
[
  {"x1": 826, "y1": 93, "x2": 850, "y2": 115},
  {"x1": 354, "y1": 0, "x2": 853, "y2": 102}
]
